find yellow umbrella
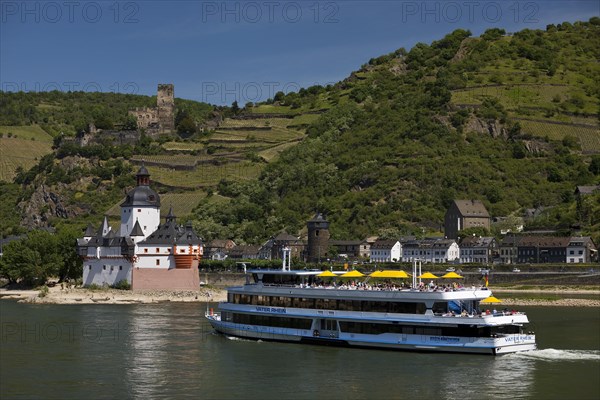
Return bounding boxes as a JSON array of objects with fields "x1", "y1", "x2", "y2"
[
  {"x1": 480, "y1": 296, "x2": 502, "y2": 304},
  {"x1": 418, "y1": 272, "x2": 439, "y2": 279},
  {"x1": 368, "y1": 270, "x2": 383, "y2": 277},
  {"x1": 441, "y1": 272, "x2": 463, "y2": 279},
  {"x1": 340, "y1": 270, "x2": 365, "y2": 278},
  {"x1": 317, "y1": 270, "x2": 337, "y2": 277},
  {"x1": 377, "y1": 270, "x2": 410, "y2": 279}
]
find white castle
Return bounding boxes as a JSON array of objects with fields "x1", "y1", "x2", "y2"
[{"x1": 77, "y1": 166, "x2": 202, "y2": 290}]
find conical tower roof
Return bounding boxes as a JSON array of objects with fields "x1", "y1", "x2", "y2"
[{"x1": 130, "y1": 219, "x2": 144, "y2": 236}]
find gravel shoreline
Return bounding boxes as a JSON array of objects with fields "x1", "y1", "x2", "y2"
[{"x1": 0, "y1": 286, "x2": 598, "y2": 307}]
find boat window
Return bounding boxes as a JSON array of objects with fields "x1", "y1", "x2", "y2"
[{"x1": 432, "y1": 302, "x2": 448, "y2": 314}]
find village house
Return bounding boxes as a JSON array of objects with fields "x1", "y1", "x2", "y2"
[
  {"x1": 401, "y1": 238, "x2": 459, "y2": 264},
  {"x1": 205, "y1": 239, "x2": 236, "y2": 261},
  {"x1": 228, "y1": 245, "x2": 262, "y2": 260},
  {"x1": 444, "y1": 200, "x2": 491, "y2": 239},
  {"x1": 567, "y1": 237, "x2": 597, "y2": 263},
  {"x1": 369, "y1": 239, "x2": 402, "y2": 263},
  {"x1": 516, "y1": 236, "x2": 570, "y2": 264},
  {"x1": 257, "y1": 232, "x2": 305, "y2": 260},
  {"x1": 499, "y1": 235, "x2": 521, "y2": 265},
  {"x1": 458, "y1": 236, "x2": 497, "y2": 264},
  {"x1": 329, "y1": 240, "x2": 363, "y2": 259}
]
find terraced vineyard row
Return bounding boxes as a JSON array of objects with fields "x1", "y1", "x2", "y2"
[
  {"x1": 0, "y1": 137, "x2": 53, "y2": 181},
  {"x1": 147, "y1": 161, "x2": 263, "y2": 189},
  {"x1": 518, "y1": 120, "x2": 600, "y2": 153}
]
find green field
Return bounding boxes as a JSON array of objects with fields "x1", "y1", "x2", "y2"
[
  {"x1": 130, "y1": 154, "x2": 201, "y2": 168},
  {"x1": 0, "y1": 125, "x2": 53, "y2": 142},
  {"x1": 451, "y1": 84, "x2": 597, "y2": 115},
  {"x1": 161, "y1": 141, "x2": 205, "y2": 151},
  {"x1": 147, "y1": 161, "x2": 263, "y2": 188},
  {"x1": 258, "y1": 141, "x2": 301, "y2": 161},
  {"x1": 0, "y1": 136, "x2": 54, "y2": 181},
  {"x1": 213, "y1": 127, "x2": 303, "y2": 143},
  {"x1": 518, "y1": 120, "x2": 600, "y2": 152}
]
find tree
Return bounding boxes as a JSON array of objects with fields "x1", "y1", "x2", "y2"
[
  {"x1": 177, "y1": 116, "x2": 197, "y2": 138},
  {"x1": 0, "y1": 230, "x2": 76, "y2": 286},
  {"x1": 590, "y1": 156, "x2": 600, "y2": 175},
  {"x1": 231, "y1": 100, "x2": 240, "y2": 115}
]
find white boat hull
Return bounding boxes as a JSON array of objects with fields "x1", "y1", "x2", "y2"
[{"x1": 206, "y1": 316, "x2": 536, "y2": 355}]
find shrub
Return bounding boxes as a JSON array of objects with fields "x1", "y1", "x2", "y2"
[
  {"x1": 87, "y1": 283, "x2": 102, "y2": 290},
  {"x1": 38, "y1": 285, "x2": 49, "y2": 298},
  {"x1": 113, "y1": 280, "x2": 131, "y2": 290}
]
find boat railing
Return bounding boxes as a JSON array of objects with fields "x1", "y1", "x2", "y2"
[{"x1": 258, "y1": 283, "x2": 490, "y2": 293}]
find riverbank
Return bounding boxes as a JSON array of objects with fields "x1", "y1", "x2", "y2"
[
  {"x1": 0, "y1": 285, "x2": 228, "y2": 304},
  {"x1": 1, "y1": 285, "x2": 598, "y2": 306}
]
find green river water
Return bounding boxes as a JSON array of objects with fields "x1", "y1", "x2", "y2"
[{"x1": 1, "y1": 300, "x2": 599, "y2": 399}]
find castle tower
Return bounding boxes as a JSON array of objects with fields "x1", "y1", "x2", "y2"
[
  {"x1": 307, "y1": 213, "x2": 330, "y2": 263},
  {"x1": 157, "y1": 84, "x2": 175, "y2": 134},
  {"x1": 119, "y1": 165, "x2": 161, "y2": 238}
]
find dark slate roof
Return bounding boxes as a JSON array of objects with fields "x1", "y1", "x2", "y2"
[
  {"x1": 575, "y1": 185, "x2": 600, "y2": 195},
  {"x1": 130, "y1": 220, "x2": 144, "y2": 236},
  {"x1": 453, "y1": 200, "x2": 490, "y2": 217},
  {"x1": 403, "y1": 239, "x2": 457, "y2": 249},
  {"x1": 308, "y1": 213, "x2": 328, "y2": 223},
  {"x1": 371, "y1": 239, "x2": 400, "y2": 249},
  {"x1": 459, "y1": 236, "x2": 495, "y2": 247},
  {"x1": 518, "y1": 236, "x2": 570, "y2": 248},
  {"x1": 84, "y1": 223, "x2": 95, "y2": 236},
  {"x1": 207, "y1": 239, "x2": 235, "y2": 249},
  {"x1": 228, "y1": 245, "x2": 262, "y2": 257},
  {"x1": 273, "y1": 232, "x2": 299, "y2": 242},
  {"x1": 139, "y1": 220, "x2": 201, "y2": 245},
  {"x1": 120, "y1": 185, "x2": 161, "y2": 207},
  {"x1": 500, "y1": 236, "x2": 522, "y2": 246},
  {"x1": 137, "y1": 165, "x2": 150, "y2": 177}
]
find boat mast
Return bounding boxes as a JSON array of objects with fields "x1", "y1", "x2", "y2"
[{"x1": 282, "y1": 247, "x2": 291, "y2": 271}]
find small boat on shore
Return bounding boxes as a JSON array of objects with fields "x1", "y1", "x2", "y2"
[{"x1": 206, "y1": 260, "x2": 536, "y2": 355}]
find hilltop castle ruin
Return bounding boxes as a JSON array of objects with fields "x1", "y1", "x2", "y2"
[{"x1": 129, "y1": 83, "x2": 175, "y2": 136}]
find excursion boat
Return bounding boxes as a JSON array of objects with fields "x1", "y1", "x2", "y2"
[{"x1": 206, "y1": 260, "x2": 536, "y2": 355}]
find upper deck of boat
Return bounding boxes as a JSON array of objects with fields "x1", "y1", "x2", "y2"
[{"x1": 232, "y1": 269, "x2": 493, "y2": 301}]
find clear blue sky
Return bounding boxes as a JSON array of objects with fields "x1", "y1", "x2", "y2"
[{"x1": 1, "y1": 0, "x2": 598, "y2": 105}]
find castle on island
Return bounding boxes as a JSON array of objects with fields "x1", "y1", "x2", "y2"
[{"x1": 77, "y1": 165, "x2": 202, "y2": 290}]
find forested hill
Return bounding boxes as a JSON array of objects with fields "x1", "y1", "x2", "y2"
[
  {"x1": 0, "y1": 90, "x2": 214, "y2": 136},
  {"x1": 192, "y1": 19, "x2": 600, "y2": 243},
  {"x1": 1, "y1": 19, "x2": 599, "y2": 246}
]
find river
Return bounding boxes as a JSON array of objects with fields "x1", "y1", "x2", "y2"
[{"x1": 1, "y1": 301, "x2": 598, "y2": 399}]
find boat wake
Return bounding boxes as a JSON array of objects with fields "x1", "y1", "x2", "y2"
[
  {"x1": 225, "y1": 335, "x2": 256, "y2": 342},
  {"x1": 509, "y1": 349, "x2": 600, "y2": 362}
]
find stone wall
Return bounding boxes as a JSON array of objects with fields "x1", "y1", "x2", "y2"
[{"x1": 132, "y1": 266, "x2": 200, "y2": 290}]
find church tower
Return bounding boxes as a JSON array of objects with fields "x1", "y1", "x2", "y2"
[{"x1": 119, "y1": 165, "x2": 161, "y2": 238}]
